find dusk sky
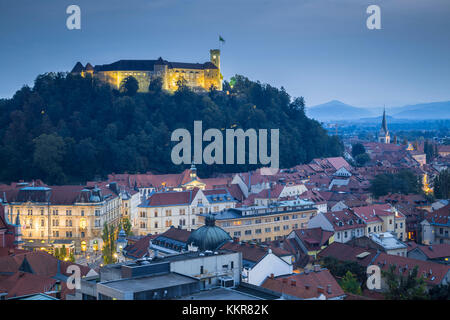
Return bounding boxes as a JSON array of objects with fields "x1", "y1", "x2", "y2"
[{"x1": 1, "y1": 0, "x2": 449, "y2": 107}]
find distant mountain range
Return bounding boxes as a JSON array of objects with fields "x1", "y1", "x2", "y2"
[{"x1": 306, "y1": 100, "x2": 450, "y2": 122}]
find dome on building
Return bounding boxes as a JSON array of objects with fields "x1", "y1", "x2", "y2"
[{"x1": 188, "y1": 214, "x2": 231, "y2": 251}]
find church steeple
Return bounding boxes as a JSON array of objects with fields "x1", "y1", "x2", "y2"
[
  {"x1": 378, "y1": 107, "x2": 390, "y2": 144},
  {"x1": 381, "y1": 108, "x2": 388, "y2": 133}
]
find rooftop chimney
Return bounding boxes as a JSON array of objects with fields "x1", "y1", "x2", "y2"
[
  {"x1": 327, "y1": 284, "x2": 332, "y2": 294},
  {"x1": 313, "y1": 264, "x2": 321, "y2": 272},
  {"x1": 270, "y1": 273, "x2": 274, "y2": 279}
]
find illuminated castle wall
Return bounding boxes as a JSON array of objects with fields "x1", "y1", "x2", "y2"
[{"x1": 71, "y1": 49, "x2": 223, "y2": 92}]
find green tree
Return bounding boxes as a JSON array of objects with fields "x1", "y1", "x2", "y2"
[
  {"x1": 101, "y1": 223, "x2": 117, "y2": 265},
  {"x1": 340, "y1": 271, "x2": 362, "y2": 295},
  {"x1": 382, "y1": 265, "x2": 428, "y2": 300},
  {"x1": 355, "y1": 153, "x2": 370, "y2": 166},
  {"x1": 54, "y1": 247, "x2": 60, "y2": 259},
  {"x1": 32, "y1": 133, "x2": 66, "y2": 184},
  {"x1": 370, "y1": 170, "x2": 421, "y2": 198},
  {"x1": 120, "y1": 217, "x2": 133, "y2": 236},
  {"x1": 352, "y1": 143, "x2": 366, "y2": 158},
  {"x1": 0, "y1": 72, "x2": 344, "y2": 184},
  {"x1": 434, "y1": 169, "x2": 450, "y2": 199},
  {"x1": 428, "y1": 284, "x2": 450, "y2": 300},
  {"x1": 120, "y1": 76, "x2": 139, "y2": 96},
  {"x1": 321, "y1": 256, "x2": 366, "y2": 283}
]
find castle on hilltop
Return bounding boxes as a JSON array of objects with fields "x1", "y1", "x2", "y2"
[{"x1": 71, "y1": 49, "x2": 223, "y2": 93}]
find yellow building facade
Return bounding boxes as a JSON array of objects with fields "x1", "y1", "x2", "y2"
[
  {"x1": 4, "y1": 185, "x2": 122, "y2": 254},
  {"x1": 201, "y1": 200, "x2": 318, "y2": 243},
  {"x1": 71, "y1": 49, "x2": 223, "y2": 93}
]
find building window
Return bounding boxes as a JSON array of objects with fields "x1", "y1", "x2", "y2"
[
  {"x1": 95, "y1": 210, "x2": 100, "y2": 217},
  {"x1": 234, "y1": 231, "x2": 241, "y2": 237},
  {"x1": 283, "y1": 225, "x2": 289, "y2": 230},
  {"x1": 283, "y1": 215, "x2": 289, "y2": 220},
  {"x1": 274, "y1": 217, "x2": 280, "y2": 222},
  {"x1": 265, "y1": 228, "x2": 271, "y2": 233},
  {"x1": 200, "y1": 266, "x2": 204, "y2": 274},
  {"x1": 255, "y1": 229, "x2": 261, "y2": 234},
  {"x1": 155, "y1": 222, "x2": 158, "y2": 229},
  {"x1": 81, "y1": 210, "x2": 84, "y2": 216},
  {"x1": 244, "y1": 230, "x2": 252, "y2": 235},
  {"x1": 66, "y1": 210, "x2": 72, "y2": 216},
  {"x1": 140, "y1": 222, "x2": 146, "y2": 229},
  {"x1": 274, "y1": 226, "x2": 280, "y2": 232},
  {"x1": 166, "y1": 210, "x2": 172, "y2": 217}
]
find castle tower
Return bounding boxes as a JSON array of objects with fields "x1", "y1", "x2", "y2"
[
  {"x1": 210, "y1": 49, "x2": 220, "y2": 69},
  {"x1": 378, "y1": 108, "x2": 390, "y2": 144}
]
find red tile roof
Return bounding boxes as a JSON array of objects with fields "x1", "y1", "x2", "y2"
[
  {"x1": 294, "y1": 228, "x2": 334, "y2": 251},
  {"x1": 425, "y1": 204, "x2": 450, "y2": 225},
  {"x1": 410, "y1": 243, "x2": 450, "y2": 260},
  {"x1": 317, "y1": 242, "x2": 378, "y2": 267},
  {"x1": 373, "y1": 252, "x2": 450, "y2": 286},
  {"x1": 145, "y1": 189, "x2": 198, "y2": 207},
  {"x1": 157, "y1": 226, "x2": 192, "y2": 243},
  {"x1": 0, "y1": 251, "x2": 91, "y2": 278},
  {"x1": 261, "y1": 269, "x2": 345, "y2": 299},
  {"x1": 219, "y1": 241, "x2": 270, "y2": 263},
  {"x1": 0, "y1": 271, "x2": 57, "y2": 299},
  {"x1": 123, "y1": 235, "x2": 157, "y2": 259},
  {"x1": 323, "y1": 209, "x2": 366, "y2": 231}
]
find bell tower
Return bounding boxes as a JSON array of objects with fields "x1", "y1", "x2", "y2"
[{"x1": 210, "y1": 49, "x2": 220, "y2": 69}]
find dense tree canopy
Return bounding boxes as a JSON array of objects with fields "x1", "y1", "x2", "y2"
[
  {"x1": 434, "y1": 169, "x2": 450, "y2": 199},
  {"x1": 351, "y1": 143, "x2": 366, "y2": 158},
  {"x1": 370, "y1": 170, "x2": 422, "y2": 198},
  {"x1": 0, "y1": 72, "x2": 343, "y2": 184}
]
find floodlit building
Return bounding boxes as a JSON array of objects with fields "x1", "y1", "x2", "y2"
[{"x1": 71, "y1": 49, "x2": 223, "y2": 93}]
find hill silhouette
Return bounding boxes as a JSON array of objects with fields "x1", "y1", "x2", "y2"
[{"x1": 0, "y1": 73, "x2": 343, "y2": 184}]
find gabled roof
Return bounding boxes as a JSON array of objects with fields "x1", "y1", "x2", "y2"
[
  {"x1": 294, "y1": 228, "x2": 334, "y2": 251},
  {"x1": 70, "y1": 62, "x2": 84, "y2": 73},
  {"x1": 323, "y1": 209, "x2": 366, "y2": 231},
  {"x1": 123, "y1": 235, "x2": 156, "y2": 259}
]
